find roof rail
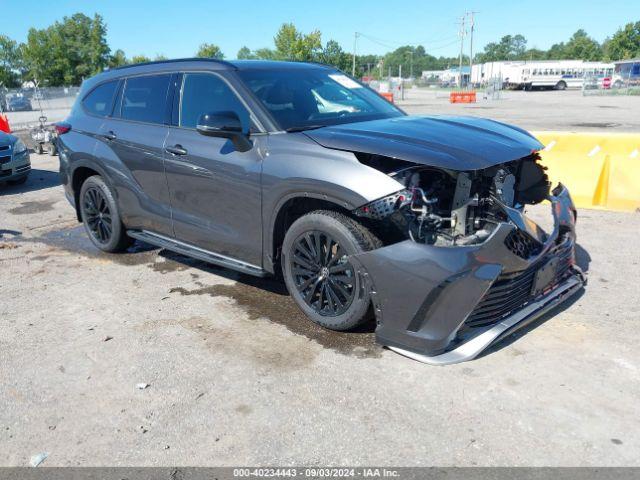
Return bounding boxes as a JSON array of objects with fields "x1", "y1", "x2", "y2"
[{"x1": 110, "y1": 57, "x2": 237, "y2": 71}]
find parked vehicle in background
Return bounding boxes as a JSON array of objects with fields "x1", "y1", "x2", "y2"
[
  {"x1": 612, "y1": 59, "x2": 640, "y2": 88},
  {"x1": 57, "y1": 59, "x2": 585, "y2": 365},
  {"x1": 4, "y1": 93, "x2": 32, "y2": 111},
  {"x1": 473, "y1": 60, "x2": 614, "y2": 90},
  {"x1": 0, "y1": 131, "x2": 31, "y2": 185},
  {"x1": 522, "y1": 62, "x2": 614, "y2": 90}
]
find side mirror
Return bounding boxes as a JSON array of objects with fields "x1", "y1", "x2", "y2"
[{"x1": 196, "y1": 111, "x2": 252, "y2": 152}]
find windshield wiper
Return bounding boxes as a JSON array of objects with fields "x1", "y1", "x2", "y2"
[{"x1": 284, "y1": 125, "x2": 326, "y2": 133}]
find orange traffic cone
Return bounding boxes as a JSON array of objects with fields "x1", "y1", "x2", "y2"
[{"x1": 0, "y1": 113, "x2": 10, "y2": 134}]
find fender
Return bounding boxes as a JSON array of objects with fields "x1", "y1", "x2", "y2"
[
  {"x1": 261, "y1": 133, "x2": 406, "y2": 273},
  {"x1": 68, "y1": 158, "x2": 118, "y2": 221}
]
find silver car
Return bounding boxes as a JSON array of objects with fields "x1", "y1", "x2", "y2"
[{"x1": 0, "y1": 132, "x2": 31, "y2": 185}]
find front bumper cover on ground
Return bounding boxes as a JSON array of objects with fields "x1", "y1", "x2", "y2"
[{"x1": 351, "y1": 184, "x2": 586, "y2": 365}]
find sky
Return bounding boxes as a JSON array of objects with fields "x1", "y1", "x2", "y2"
[{"x1": 1, "y1": 0, "x2": 638, "y2": 59}]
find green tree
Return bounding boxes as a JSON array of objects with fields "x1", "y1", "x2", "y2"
[
  {"x1": 381, "y1": 45, "x2": 455, "y2": 79},
  {"x1": 154, "y1": 54, "x2": 168, "y2": 61},
  {"x1": 544, "y1": 30, "x2": 602, "y2": 60},
  {"x1": 253, "y1": 48, "x2": 276, "y2": 60},
  {"x1": 196, "y1": 43, "x2": 224, "y2": 59},
  {"x1": 476, "y1": 34, "x2": 528, "y2": 62},
  {"x1": 523, "y1": 48, "x2": 547, "y2": 60},
  {"x1": 130, "y1": 55, "x2": 151, "y2": 64},
  {"x1": 318, "y1": 40, "x2": 349, "y2": 70},
  {"x1": 273, "y1": 23, "x2": 321, "y2": 61},
  {"x1": 563, "y1": 30, "x2": 602, "y2": 60},
  {"x1": 605, "y1": 21, "x2": 640, "y2": 60},
  {"x1": 22, "y1": 13, "x2": 110, "y2": 86},
  {"x1": 108, "y1": 49, "x2": 128, "y2": 68},
  {"x1": 546, "y1": 42, "x2": 567, "y2": 59},
  {"x1": 0, "y1": 34, "x2": 21, "y2": 87},
  {"x1": 237, "y1": 46, "x2": 255, "y2": 59}
]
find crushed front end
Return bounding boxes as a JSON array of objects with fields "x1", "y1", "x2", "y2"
[{"x1": 350, "y1": 153, "x2": 586, "y2": 365}]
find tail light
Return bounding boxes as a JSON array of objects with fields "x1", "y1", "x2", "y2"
[{"x1": 55, "y1": 122, "x2": 71, "y2": 135}]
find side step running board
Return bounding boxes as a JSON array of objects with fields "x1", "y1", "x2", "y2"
[{"x1": 127, "y1": 230, "x2": 268, "y2": 278}]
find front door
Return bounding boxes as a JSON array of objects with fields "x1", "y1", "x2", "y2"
[{"x1": 164, "y1": 72, "x2": 264, "y2": 267}]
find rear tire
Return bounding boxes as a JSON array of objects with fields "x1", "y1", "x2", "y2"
[
  {"x1": 47, "y1": 142, "x2": 57, "y2": 156},
  {"x1": 79, "y1": 175, "x2": 132, "y2": 253},
  {"x1": 281, "y1": 210, "x2": 381, "y2": 331},
  {"x1": 556, "y1": 81, "x2": 567, "y2": 91}
]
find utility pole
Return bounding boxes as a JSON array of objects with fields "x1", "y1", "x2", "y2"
[
  {"x1": 468, "y1": 12, "x2": 477, "y2": 87},
  {"x1": 352, "y1": 32, "x2": 359, "y2": 77},
  {"x1": 458, "y1": 15, "x2": 466, "y2": 88},
  {"x1": 410, "y1": 50, "x2": 414, "y2": 79}
]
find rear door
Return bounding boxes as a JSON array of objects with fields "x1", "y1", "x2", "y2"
[
  {"x1": 96, "y1": 74, "x2": 174, "y2": 236},
  {"x1": 164, "y1": 71, "x2": 264, "y2": 266}
]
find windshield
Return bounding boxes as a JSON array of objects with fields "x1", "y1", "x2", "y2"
[{"x1": 237, "y1": 67, "x2": 404, "y2": 131}]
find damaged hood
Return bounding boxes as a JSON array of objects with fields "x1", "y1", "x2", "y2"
[{"x1": 303, "y1": 115, "x2": 543, "y2": 170}]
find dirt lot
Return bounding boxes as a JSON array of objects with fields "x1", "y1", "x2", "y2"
[{"x1": 1, "y1": 153, "x2": 639, "y2": 466}]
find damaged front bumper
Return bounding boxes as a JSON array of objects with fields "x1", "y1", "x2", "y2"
[{"x1": 351, "y1": 184, "x2": 586, "y2": 365}]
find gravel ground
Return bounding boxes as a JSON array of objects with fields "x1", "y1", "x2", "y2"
[
  {"x1": 1, "y1": 153, "x2": 639, "y2": 467},
  {"x1": 398, "y1": 89, "x2": 640, "y2": 132}
]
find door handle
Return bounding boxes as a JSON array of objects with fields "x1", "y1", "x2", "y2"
[
  {"x1": 165, "y1": 144, "x2": 188, "y2": 156},
  {"x1": 102, "y1": 131, "x2": 116, "y2": 141}
]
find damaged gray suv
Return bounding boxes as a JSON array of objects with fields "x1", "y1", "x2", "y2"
[{"x1": 58, "y1": 59, "x2": 585, "y2": 364}]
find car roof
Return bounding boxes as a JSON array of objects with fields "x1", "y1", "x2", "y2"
[
  {"x1": 83, "y1": 58, "x2": 336, "y2": 93},
  {"x1": 229, "y1": 60, "x2": 333, "y2": 70},
  {"x1": 108, "y1": 58, "x2": 331, "y2": 73}
]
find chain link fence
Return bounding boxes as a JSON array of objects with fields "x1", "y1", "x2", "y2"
[
  {"x1": 0, "y1": 86, "x2": 80, "y2": 131},
  {"x1": 582, "y1": 62, "x2": 640, "y2": 96}
]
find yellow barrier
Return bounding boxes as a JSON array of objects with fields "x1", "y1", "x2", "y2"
[{"x1": 533, "y1": 131, "x2": 640, "y2": 212}]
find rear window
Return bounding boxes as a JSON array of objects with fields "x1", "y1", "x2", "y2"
[
  {"x1": 121, "y1": 75, "x2": 171, "y2": 124},
  {"x1": 83, "y1": 81, "x2": 118, "y2": 117}
]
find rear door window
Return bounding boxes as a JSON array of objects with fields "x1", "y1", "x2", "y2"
[
  {"x1": 83, "y1": 81, "x2": 118, "y2": 117},
  {"x1": 121, "y1": 74, "x2": 171, "y2": 124}
]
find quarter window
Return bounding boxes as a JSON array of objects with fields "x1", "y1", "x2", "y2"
[
  {"x1": 121, "y1": 75, "x2": 171, "y2": 124},
  {"x1": 83, "y1": 81, "x2": 118, "y2": 117},
  {"x1": 179, "y1": 73, "x2": 249, "y2": 129}
]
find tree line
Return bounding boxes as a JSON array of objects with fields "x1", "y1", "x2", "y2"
[{"x1": 1, "y1": 13, "x2": 639, "y2": 87}]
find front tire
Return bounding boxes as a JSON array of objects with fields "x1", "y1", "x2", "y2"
[
  {"x1": 281, "y1": 210, "x2": 381, "y2": 331},
  {"x1": 79, "y1": 175, "x2": 132, "y2": 253}
]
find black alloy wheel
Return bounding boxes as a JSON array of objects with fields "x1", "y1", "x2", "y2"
[
  {"x1": 82, "y1": 185, "x2": 113, "y2": 244},
  {"x1": 290, "y1": 231, "x2": 356, "y2": 316}
]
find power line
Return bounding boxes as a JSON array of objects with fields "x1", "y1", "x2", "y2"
[{"x1": 358, "y1": 32, "x2": 459, "y2": 49}]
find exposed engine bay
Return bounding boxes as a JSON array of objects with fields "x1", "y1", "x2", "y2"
[{"x1": 354, "y1": 152, "x2": 551, "y2": 247}]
